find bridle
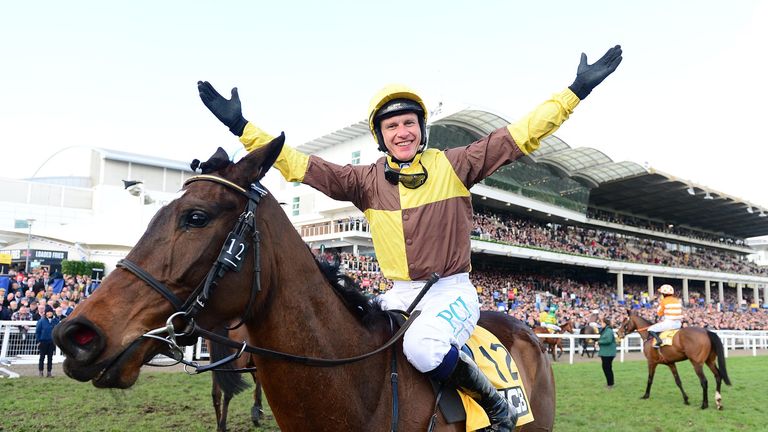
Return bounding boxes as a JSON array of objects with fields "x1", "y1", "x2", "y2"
[
  {"x1": 116, "y1": 174, "x2": 419, "y2": 374},
  {"x1": 116, "y1": 174, "x2": 266, "y2": 372}
]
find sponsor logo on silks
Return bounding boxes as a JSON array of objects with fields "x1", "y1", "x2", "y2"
[{"x1": 436, "y1": 296, "x2": 473, "y2": 337}]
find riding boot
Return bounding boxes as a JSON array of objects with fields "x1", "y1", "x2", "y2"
[
  {"x1": 444, "y1": 351, "x2": 516, "y2": 431},
  {"x1": 648, "y1": 331, "x2": 663, "y2": 348}
]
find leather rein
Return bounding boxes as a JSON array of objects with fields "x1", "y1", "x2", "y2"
[{"x1": 118, "y1": 174, "x2": 418, "y2": 374}]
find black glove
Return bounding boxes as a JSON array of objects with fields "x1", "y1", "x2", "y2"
[
  {"x1": 568, "y1": 45, "x2": 623, "y2": 100},
  {"x1": 197, "y1": 81, "x2": 248, "y2": 136}
]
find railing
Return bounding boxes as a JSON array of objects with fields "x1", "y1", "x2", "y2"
[
  {"x1": 300, "y1": 219, "x2": 370, "y2": 237},
  {"x1": 2, "y1": 321, "x2": 765, "y2": 370},
  {"x1": 534, "y1": 330, "x2": 768, "y2": 364},
  {"x1": 0, "y1": 320, "x2": 65, "y2": 366}
]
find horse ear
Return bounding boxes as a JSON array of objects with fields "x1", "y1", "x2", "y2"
[
  {"x1": 235, "y1": 132, "x2": 286, "y2": 183},
  {"x1": 257, "y1": 132, "x2": 285, "y2": 181}
]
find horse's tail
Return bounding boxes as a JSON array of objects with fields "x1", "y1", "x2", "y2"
[
  {"x1": 210, "y1": 327, "x2": 251, "y2": 396},
  {"x1": 707, "y1": 330, "x2": 731, "y2": 386}
]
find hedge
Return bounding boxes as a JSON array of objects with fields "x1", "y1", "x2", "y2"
[{"x1": 61, "y1": 260, "x2": 106, "y2": 278}]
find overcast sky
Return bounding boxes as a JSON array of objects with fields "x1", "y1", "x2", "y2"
[{"x1": 2, "y1": 0, "x2": 766, "y2": 208}]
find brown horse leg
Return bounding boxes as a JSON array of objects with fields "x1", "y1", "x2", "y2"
[
  {"x1": 220, "y1": 393, "x2": 234, "y2": 432},
  {"x1": 691, "y1": 362, "x2": 709, "y2": 409},
  {"x1": 641, "y1": 362, "x2": 658, "y2": 399},
  {"x1": 251, "y1": 373, "x2": 264, "y2": 426},
  {"x1": 212, "y1": 381, "x2": 223, "y2": 430},
  {"x1": 666, "y1": 363, "x2": 690, "y2": 405},
  {"x1": 705, "y1": 360, "x2": 723, "y2": 410}
]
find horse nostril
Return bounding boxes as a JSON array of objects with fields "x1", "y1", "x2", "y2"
[
  {"x1": 73, "y1": 327, "x2": 97, "y2": 346},
  {"x1": 55, "y1": 319, "x2": 106, "y2": 364}
]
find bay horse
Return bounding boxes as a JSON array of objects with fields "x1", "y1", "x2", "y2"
[
  {"x1": 617, "y1": 309, "x2": 731, "y2": 409},
  {"x1": 53, "y1": 136, "x2": 556, "y2": 431},
  {"x1": 207, "y1": 325, "x2": 263, "y2": 432},
  {"x1": 533, "y1": 320, "x2": 574, "y2": 361},
  {"x1": 578, "y1": 324, "x2": 598, "y2": 358}
]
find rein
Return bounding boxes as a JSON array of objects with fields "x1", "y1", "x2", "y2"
[{"x1": 118, "y1": 174, "x2": 418, "y2": 375}]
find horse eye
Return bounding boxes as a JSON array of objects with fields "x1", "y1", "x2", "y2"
[{"x1": 186, "y1": 211, "x2": 209, "y2": 228}]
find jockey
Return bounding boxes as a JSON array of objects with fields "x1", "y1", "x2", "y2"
[
  {"x1": 198, "y1": 45, "x2": 622, "y2": 432},
  {"x1": 540, "y1": 305, "x2": 561, "y2": 332},
  {"x1": 647, "y1": 284, "x2": 683, "y2": 347}
]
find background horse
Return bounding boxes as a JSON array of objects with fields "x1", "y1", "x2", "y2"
[
  {"x1": 617, "y1": 309, "x2": 731, "y2": 409},
  {"x1": 533, "y1": 320, "x2": 574, "y2": 361},
  {"x1": 54, "y1": 138, "x2": 556, "y2": 431},
  {"x1": 207, "y1": 325, "x2": 263, "y2": 432},
  {"x1": 579, "y1": 324, "x2": 598, "y2": 358}
]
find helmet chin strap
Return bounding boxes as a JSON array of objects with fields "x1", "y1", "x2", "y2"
[{"x1": 389, "y1": 154, "x2": 414, "y2": 165}]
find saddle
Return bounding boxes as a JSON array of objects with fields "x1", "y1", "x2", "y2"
[
  {"x1": 386, "y1": 311, "x2": 534, "y2": 429},
  {"x1": 658, "y1": 329, "x2": 679, "y2": 347}
]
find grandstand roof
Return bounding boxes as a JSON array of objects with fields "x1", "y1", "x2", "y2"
[
  {"x1": 434, "y1": 110, "x2": 768, "y2": 239},
  {"x1": 297, "y1": 121, "x2": 371, "y2": 154},
  {"x1": 299, "y1": 108, "x2": 768, "y2": 239}
]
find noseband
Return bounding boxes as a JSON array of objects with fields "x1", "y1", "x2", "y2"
[{"x1": 117, "y1": 174, "x2": 267, "y2": 372}]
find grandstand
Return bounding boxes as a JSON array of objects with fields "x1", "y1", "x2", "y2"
[{"x1": 283, "y1": 104, "x2": 768, "y2": 310}]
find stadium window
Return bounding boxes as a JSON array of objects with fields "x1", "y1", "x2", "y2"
[
  {"x1": 292, "y1": 196, "x2": 300, "y2": 216},
  {"x1": 351, "y1": 150, "x2": 361, "y2": 165}
]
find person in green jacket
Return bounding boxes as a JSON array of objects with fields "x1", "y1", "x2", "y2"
[{"x1": 598, "y1": 316, "x2": 617, "y2": 388}]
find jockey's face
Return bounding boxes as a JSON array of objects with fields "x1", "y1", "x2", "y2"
[{"x1": 380, "y1": 112, "x2": 421, "y2": 162}]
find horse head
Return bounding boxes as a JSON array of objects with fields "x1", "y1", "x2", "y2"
[
  {"x1": 560, "y1": 319, "x2": 574, "y2": 333},
  {"x1": 54, "y1": 135, "x2": 286, "y2": 389},
  {"x1": 617, "y1": 308, "x2": 638, "y2": 339}
]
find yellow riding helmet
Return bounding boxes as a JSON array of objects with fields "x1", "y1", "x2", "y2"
[
  {"x1": 367, "y1": 84, "x2": 428, "y2": 153},
  {"x1": 659, "y1": 284, "x2": 674, "y2": 295}
]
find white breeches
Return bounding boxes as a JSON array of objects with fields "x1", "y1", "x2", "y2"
[
  {"x1": 542, "y1": 323, "x2": 561, "y2": 332},
  {"x1": 378, "y1": 273, "x2": 479, "y2": 373},
  {"x1": 648, "y1": 319, "x2": 682, "y2": 333}
]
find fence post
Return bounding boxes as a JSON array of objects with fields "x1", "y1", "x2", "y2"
[{"x1": 0, "y1": 323, "x2": 10, "y2": 359}]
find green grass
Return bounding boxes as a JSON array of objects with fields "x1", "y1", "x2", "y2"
[
  {"x1": 2, "y1": 356, "x2": 765, "y2": 431},
  {"x1": 1, "y1": 372, "x2": 280, "y2": 432},
  {"x1": 553, "y1": 356, "x2": 768, "y2": 432}
]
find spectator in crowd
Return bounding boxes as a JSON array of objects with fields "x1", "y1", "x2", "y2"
[
  {"x1": 0, "y1": 302, "x2": 11, "y2": 321},
  {"x1": 11, "y1": 305, "x2": 34, "y2": 343},
  {"x1": 31, "y1": 301, "x2": 43, "y2": 320},
  {"x1": 597, "y1": 316, "x2": 617, "y2": 389},
  {"x1": 35, "y1": 305, "x2": 60, "y2": 377}
]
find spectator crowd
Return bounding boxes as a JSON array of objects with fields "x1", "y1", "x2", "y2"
[
  {"x1": 1, "y1": 268, "x2": 90, "y2": 323},
  {"x1": 472, "y1": 209, "x2": 766, "y2": 277}
]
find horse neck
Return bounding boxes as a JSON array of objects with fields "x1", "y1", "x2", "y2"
[
  {"x1": 249, "y1": 206, "x2": 399, "y2": 428},
  {"x1": 632, "y1": 315, "x2": 652, "y2": 335},
  {"x1": 253, "y1": 200, "x2": 390, "y2": 357}
]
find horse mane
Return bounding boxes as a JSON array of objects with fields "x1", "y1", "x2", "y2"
[
  {"x1": 630, "y1": 310, "x2": 652, "y2": 327},
  {"x1": 313, "y1": 253, "x2": 386, "y2": 329}
]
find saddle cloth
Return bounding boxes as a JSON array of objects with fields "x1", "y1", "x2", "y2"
[
  {"x1": 455, "y1": 326, "x2": 534, "y2": 430},
  {"x1": 659, "y1": 329, "x2": 680, "y2": 347}
]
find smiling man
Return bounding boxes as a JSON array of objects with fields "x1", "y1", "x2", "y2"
[{"x1": 198, "y1": 44, "x2": 622, "y2": 431}]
